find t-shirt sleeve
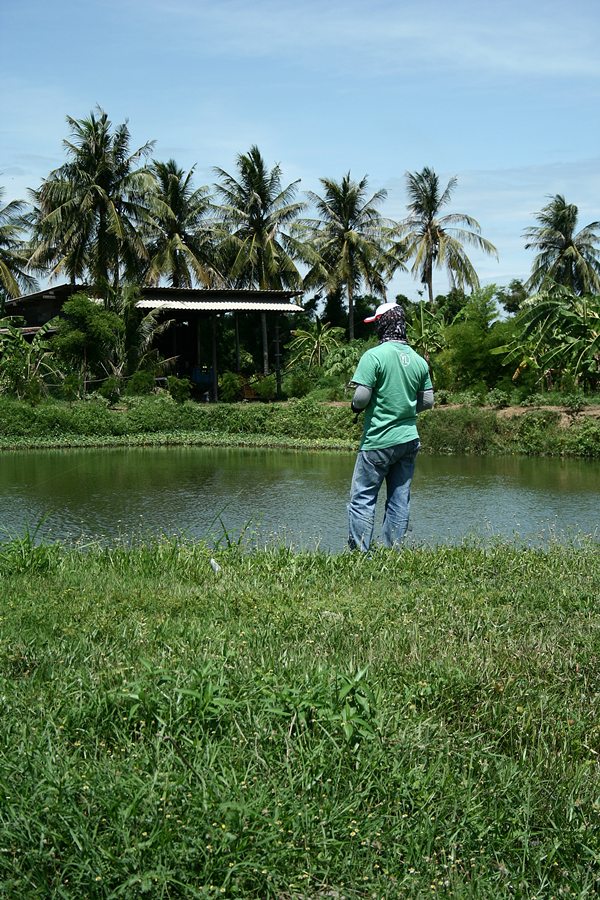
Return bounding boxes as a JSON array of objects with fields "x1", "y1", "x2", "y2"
[{"x1": 351, "y1": 352, "x2": 378, "y2": 387}]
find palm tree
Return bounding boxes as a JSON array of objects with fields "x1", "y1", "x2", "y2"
[
  {"x1": 301, "y1": 173, "x2": 389, "y2": 341},
  {"x1": 524, "y1": 194, "x2": 600, "y2": 295},
  {"x1": 144, "y1": 159, "x2": 219, "y2": 288},
  {"x1": 214, "y1": 145, "x2": 304, "y2": 373},
  {"x1": 29, "y1": 108, "x2": 155, "y2": 293},
  {"x1": 399, "y1": 166, "x2": 497, "y2": 303},
  {"x1": 0, "y1": 188, "x2": 37, "y2": 310},
  {"x1": 214, "y1": 145, "x2": 304, "y2": 290}
]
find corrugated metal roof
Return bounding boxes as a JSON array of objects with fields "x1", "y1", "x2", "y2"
[
  {"x1": 141, "y1": 287, "x2": 302, "y2": 300},
  {"x1": 136, "y1": 300, "x2": 304, "y2": 312},
  {"x1": 8, "y1": 285, "x2": 303, "y2": 307}
]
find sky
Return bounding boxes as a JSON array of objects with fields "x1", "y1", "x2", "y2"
[{"x1": 2, "y1": 0, "x2": 600, "y2": 299}]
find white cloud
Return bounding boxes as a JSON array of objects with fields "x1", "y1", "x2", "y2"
[{"x1": 139, "y1": 0, "x2": 600, "y2": 80}]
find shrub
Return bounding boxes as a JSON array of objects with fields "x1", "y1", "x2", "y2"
[
  {"x1": 254, "y1": 374, "x2": 277, "y2": 402},
  {"x1": 512, "y1": 410, "x2": 562, "y2": 455},
  {"x1": 219, "y1": 371, "x2": 244, "y2": 402},
  {"x1": 167, "y1": 375, "x2": 191, "y2": 404},
  {"x1": 447, "y1": 389, "x2": 485, "y2": 407},
  {"x1": 418, "y1": 408, "x2": 500, "y2": 454},
  {"x1": 124, "y1": 370, "x2": 156, "y2": 396},
  {"x1": 563, "y1": 393, "x2": 588, "y2": 418},
  {"x1": 59, "y1": 373, "x2": 84, "y2": 401},
  {"x1": 268, "y1": 398, "x2": 358, "y2": 440},
  {"x1": 485, "y1": 388, "x2": 510, "y2": 409},
  {"x1": 97, "y1": 376, "x2": 121, "y2": 404},
  {"x1": 281, "y1": 368, "x2": 312, "y2": 399},
  {"x1": 521, "y1": 393, "x2": 547, "y2": 408},
  {"x1": 123, "y1": 395, "x2": 181, "y2": 432},
  {"x1": 562, "y1": 417, "x2": 600, "y2": 456}
]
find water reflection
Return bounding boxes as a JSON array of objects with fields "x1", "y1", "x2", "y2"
[{"x1": 0, "y1": 446, "x2": 598, "y2": 550}]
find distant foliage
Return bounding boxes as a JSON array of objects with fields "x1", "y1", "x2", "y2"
[
  {"x1": 218, "y1": 371, "x2": 244, "y2": 402},
  {"x1": 166, "y1": 375, "x2": 191, "y2": 403}
]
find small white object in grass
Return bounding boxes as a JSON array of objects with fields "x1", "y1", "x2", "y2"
[{"x1": 210, "y1": 558, "x2": 221, "y2": 573}]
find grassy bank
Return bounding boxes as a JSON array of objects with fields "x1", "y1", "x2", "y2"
[
  {"x1": 1, "y1": 539, "x2": 599, "y2": 897},
  {"x1": 0, "y1": 396, "x2": 600, "y2": 457}
]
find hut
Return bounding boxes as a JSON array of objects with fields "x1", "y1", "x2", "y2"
[{"x1": 4, "y1": 285, "x2": 304, "y2": 400}]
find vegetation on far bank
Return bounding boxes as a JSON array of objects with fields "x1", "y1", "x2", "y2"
[
  {"x1": 1, "y1": 108, "x2": 599, "y2": 414},
  {"x1": 1, "y1": 539, "x2": 598, "y2": 897},
  {"x1": 0, "y1": 395, "x2": 599, "y2": 458}
]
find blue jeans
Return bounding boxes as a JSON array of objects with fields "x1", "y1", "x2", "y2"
[{"x1": 348, "y1": 439, "x2": 420, "y2": 551}]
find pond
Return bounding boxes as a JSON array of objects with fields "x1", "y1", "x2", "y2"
[{"x1": 1, "y1": 446, "x2": 598, "y2": 551}]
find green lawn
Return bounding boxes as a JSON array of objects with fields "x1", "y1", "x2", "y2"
[{"x1": 1, "y1": 539, "x2": 599, "y2": 897}]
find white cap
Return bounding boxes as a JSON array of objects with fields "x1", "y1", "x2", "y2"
[{"x1": 363, "y1": 301, "x2": 398, "y2": 323}]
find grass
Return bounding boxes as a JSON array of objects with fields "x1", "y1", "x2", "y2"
[{"x1": 1, "y1": 538, "x2": 599, "y2": 897}]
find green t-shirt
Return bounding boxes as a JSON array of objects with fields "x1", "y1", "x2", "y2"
[{"x1": 351, "y1": 341, "x2": 432, "y2": 450}]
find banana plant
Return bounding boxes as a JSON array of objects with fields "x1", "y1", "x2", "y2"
[
  {"x1": 285, "y1": 317, "x2": 345, "y2": 369},
  {"x1": 0, "y1": 318, "x2": 63, "y2": 398},
  {"x1": 492, "y1": 285, "x2": 600, "y2": 388},
  {"x1": 406, "y1": 300, "x2": 447, "y2": 362}
]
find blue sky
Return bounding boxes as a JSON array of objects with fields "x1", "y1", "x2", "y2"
[{"x1": 2, "y1": 0, "x2": 599, "y2": 298}]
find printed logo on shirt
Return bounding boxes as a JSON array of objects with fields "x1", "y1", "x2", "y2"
[{"x1": 400, "y1": 353, "x2": 410, "y2": 366}]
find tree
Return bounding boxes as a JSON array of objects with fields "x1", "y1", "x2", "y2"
[
  {"x1": 301, "y1": 173, "x2": 390, "y2": 341},
  {"x1": 399, "y1": 166, "x2": 497, "y2": 303},
  {"x1": 524, "y1": 195, "x2": 600, "y2": 295},
  {"x1": 144, "y1": 159, "x2": 218, "y2": 288},
  {"x1": 52, "y1": 293, "x2": 124, "y2": 384},
  {"x1": 214, "y1": 145, "x2": 304, "y2": 373},
  {"x1": 494, "y1": 279, "x2": 528, "y2": 316},
  {"x1": 29, "y1": 108, "x2": 155, "y2": 292},
  {"x1": 0, "y1": 188, "x2": 37, "y2": 311}
]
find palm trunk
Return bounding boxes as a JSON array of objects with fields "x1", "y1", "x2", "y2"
[
  {"x1": 425, "y1": 254, "x2": 434, "y2": 303},
  {"x1": 348, "y1": 282, "x2": 354, "y2": 342}
]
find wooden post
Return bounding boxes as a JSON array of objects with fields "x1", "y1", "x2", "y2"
[
  {"x1": 196, "y1": 315, "x2": 202, "y2": 371},
  {"x1": 275, "y1": 315, "x2": 282, "y2": 399},
  {"x1": 261, "y1": 311, "x2": 269, "y2": 375},
  {"x1": 211, "y1": 314, "x2": 218, "y2": 402},
  {"x1": 235, "y1": 312, "x2": 241, "y2": 373}
]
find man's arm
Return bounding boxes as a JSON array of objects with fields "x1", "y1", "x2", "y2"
[
  {"x1": 350, "y1": 383, "x2": 372, "y2": 413},
  {"x1": 416, "y1": 388, "x2": 434, "y2": 412}
]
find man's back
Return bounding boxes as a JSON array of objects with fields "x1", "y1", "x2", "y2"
[{"x1": 352, "y1": 341, "x2": 431, "y2": 450}]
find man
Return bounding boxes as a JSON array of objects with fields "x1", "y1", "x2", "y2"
[{"x1": 348, "y1": 301, "x2": 433, "y2": 551}]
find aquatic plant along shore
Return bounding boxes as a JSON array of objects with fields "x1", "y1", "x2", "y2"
[{"x1": 0, "y1": 396, "x2": 599, "y2": 457}]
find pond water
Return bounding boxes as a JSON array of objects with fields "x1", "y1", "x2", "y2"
[{"x1": 0, "y1": 446, "x2": 598, "y2": 551}]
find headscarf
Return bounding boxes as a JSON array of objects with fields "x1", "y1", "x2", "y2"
[{"x1": 376, "y1": 305, "x2": 407, "y2": 344}]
